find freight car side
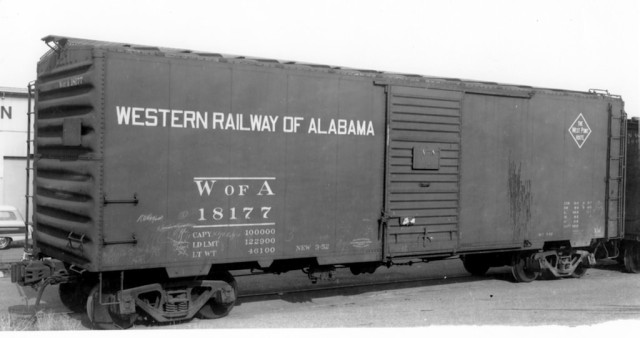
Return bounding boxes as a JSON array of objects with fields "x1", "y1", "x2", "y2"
[
  {"x1": 10, "y1": 36, "x2": 632, "y2": 329},
  {"x1": 15, "y1": 37, "x2": 391, "y2": 328},
  {"x1": 455, "y1": 90, "x2": 625, "y2": 281},
  {"x1": 377, "y1": 83, "x2": 626, "y2": 281},
  {"x1": 98, "y1": 49, "x2": 386, "y2": 277}
]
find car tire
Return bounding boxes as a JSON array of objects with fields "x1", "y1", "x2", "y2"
[{"x1": 0, "y1": 237, "x2": 12, "y2": 250}]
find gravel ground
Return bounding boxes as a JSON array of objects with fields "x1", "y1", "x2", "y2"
[{"x1": 1, "y1": 246, "x2": 639, "y2": 331}]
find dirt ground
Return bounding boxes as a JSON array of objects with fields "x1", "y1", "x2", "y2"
[{"x1": 1, "y1": 245, "x2": 639, "y2": 330}]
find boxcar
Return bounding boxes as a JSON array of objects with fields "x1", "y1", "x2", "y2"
[
  {"x1": 624, "y1": 118, "x2": 640, "y2": 272},
  {"x1": 12, "y1": 36, "x2": 629, "y2": 328}
]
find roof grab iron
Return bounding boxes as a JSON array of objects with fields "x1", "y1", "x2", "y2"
[{"x1": 42, "y1": 35, "x2": 67, "y2": 55}]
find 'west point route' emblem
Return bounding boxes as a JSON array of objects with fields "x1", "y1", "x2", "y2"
[{"x1": 568, "y1": 113, "x2": 591, "y2": 149}]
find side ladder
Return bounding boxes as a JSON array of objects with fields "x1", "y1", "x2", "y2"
[
  {"x1": 605, "y1": 102, "x2": 627, "y2": 239},
  {"x1": 23, "y1": 81, "x2": 35, "y2": 254}
]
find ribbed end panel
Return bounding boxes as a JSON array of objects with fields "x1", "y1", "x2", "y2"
[{"x1": 33, "y1": 50, "x2": 101, "y2": 267}]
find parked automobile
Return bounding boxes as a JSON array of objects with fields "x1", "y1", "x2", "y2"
[{"x1": 0, "y1": 205, "x2": 30, "y2": 249}]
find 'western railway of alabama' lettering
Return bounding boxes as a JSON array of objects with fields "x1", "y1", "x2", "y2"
[{"x1": 115, "y1": 106, "x2": 375, "y2": 136}]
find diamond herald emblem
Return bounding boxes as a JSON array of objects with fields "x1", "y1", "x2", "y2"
[{"x1": 568, "y1": 113, "x2": 591, "y2": 148}]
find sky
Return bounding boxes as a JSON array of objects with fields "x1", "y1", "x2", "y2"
[{"x1": 0, "y1": 0, "x2": 638, "y2": 116}]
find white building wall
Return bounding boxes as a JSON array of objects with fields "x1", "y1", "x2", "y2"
[{"x1": 0, "y1": 87, "x2": 31, "y2": 220}]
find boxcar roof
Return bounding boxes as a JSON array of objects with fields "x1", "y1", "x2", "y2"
[{"x1": 41, "y1": 35, "x2": 622, "y2": 102}]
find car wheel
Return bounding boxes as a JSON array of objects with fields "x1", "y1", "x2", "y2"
[{"x1": 0, "y1": 237, "x2": 12, "y2": 250}]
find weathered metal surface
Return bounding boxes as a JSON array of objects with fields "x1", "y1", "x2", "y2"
[
  {"x1": 34, "y1": 38, "x2": 389, "y2": 275},
  {"x1": 459, "y1": 93, "x2": 624, "y2": 250},
  {"x1": 33, "y1": 50, "x2": 101, "y2": 268},
  {"x1": 384, "y1": 86, "x2": 462, "y2": 257},
  {"x1": 508, "y1": 160, "x2": 532, "y2": 242},
  {"x1": 98, "y1": 59, "x2": 386, "y2": 275},
  {"x1": 459, "y1": 95, "x2": 531, "y2": 249},
  {"x1": 625, "y1": 119, "x2": 640, "y2": 240},
  {"x1": 30, "y1": 36, "x2": 626, "y2": 277}
]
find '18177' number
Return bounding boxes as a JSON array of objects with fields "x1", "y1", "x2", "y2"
[{"x1": 198, "y1": 207, "x2": 271, "y2": 221}]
